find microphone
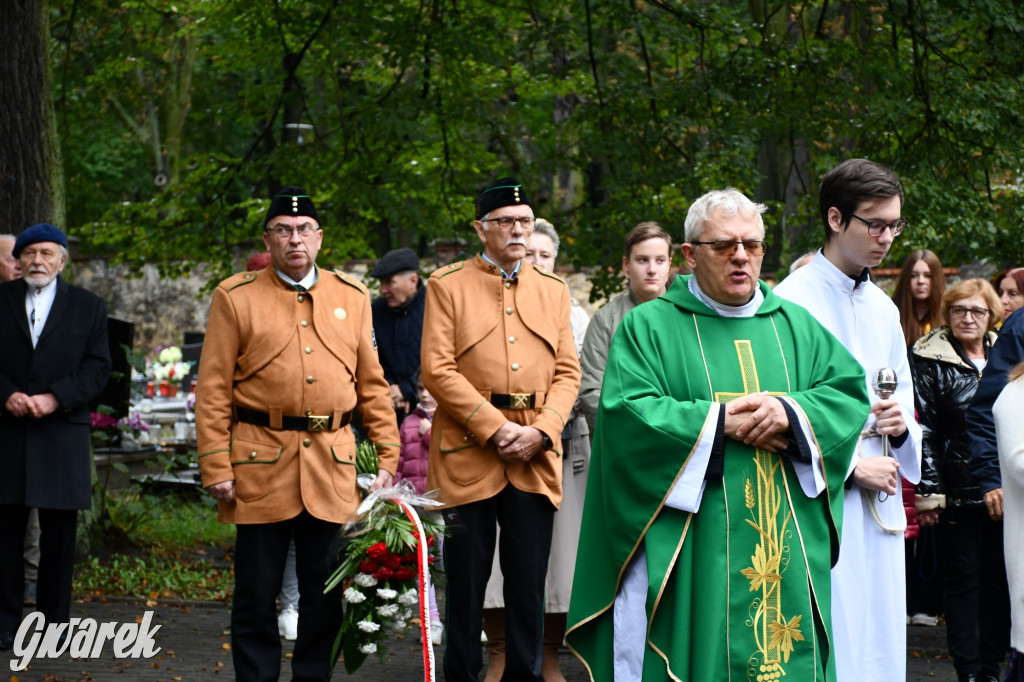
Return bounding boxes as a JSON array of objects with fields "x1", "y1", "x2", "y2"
[
  {"x1": 872, "y1": 367, "x2": 898, "y2": 501},
  {"x1": 872, "y1": 367, "x2": 898, "y2": 400}
]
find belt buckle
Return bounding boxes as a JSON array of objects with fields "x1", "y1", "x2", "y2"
[
  {"x1": 509, "y1": 393, "x2": 531, "y2": 409},
  {"x1": 306, "y1": 411, "x2": 330, "y2": 432}
]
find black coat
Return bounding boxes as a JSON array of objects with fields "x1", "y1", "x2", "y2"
[
  {"x1": 910, "y1": 325, "x2": 996, "y2": 507},
  {"x1": 0, "y1": 277, "x2": 110, "y2": 509},
  {"x1": 370, "y1": 284, "x2": 425, "y2": 406}
]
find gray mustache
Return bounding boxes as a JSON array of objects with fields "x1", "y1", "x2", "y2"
[{"x1": 505, "y1": 239, "x2": 527, "y2": 247}]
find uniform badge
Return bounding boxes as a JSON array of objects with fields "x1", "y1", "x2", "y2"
[{"x1": 334, "y1": 307, "x2": 347, "y2": 320}]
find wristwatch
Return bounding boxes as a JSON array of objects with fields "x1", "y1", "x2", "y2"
[{"x1": 541, "y1": 432, "x2": 553, "y2": 450}]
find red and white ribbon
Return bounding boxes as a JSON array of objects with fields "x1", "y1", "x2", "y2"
[{"x1": 396, "y1": 499, "x2": 436, "y2": 682}]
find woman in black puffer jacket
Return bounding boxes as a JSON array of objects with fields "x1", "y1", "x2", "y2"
[{"x1": 911, "y1": 278, "x2": 1008, "y2": 682}]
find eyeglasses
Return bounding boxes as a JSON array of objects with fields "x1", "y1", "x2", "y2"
[
  {"x1": 480, "y1": 216, "x2": 535, "y2": 230},
  {"x1": 850, "y1": 214, "x2": 907, "y2": 237},
  {"x1": 266, "y1": 224, "x2": 319, "y2": 239},
  {"x1": 690, "y1": 240, "x2": 767, "y2": 257},
  {"x1": 949, "y1": 306, "x2": 990, "y2": 320}
]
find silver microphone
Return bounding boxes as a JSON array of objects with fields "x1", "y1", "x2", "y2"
[
  {"x1": 873, "y1": 367, "x2": 898, "y2": 501},
  {"x1": 872, "y1": 367, "x2": 898, "y2": 400}
]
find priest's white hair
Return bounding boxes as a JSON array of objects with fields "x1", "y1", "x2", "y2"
[{"x1": 684, "y1": 188, "x2": 767, "y2": 242}]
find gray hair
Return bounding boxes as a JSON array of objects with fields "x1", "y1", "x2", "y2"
[
  {"x1": 684, "y1": 188, "x2": 767, "y2": 242},
  {"x1": 0, "y1": 234, "x2": 15, "y2": 246},
  {"x1": 531, "y1": 218, "x2": 560, "y2": 258}
]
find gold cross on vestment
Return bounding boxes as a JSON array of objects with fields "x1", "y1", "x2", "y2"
[{"x1": 714, "y1": 340, "x2": 793, "y2": 669}]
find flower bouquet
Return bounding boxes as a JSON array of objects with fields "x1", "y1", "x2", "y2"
[
  {"x1": 146, "y1": 345, "x2": 192, "y2": 396},
  {"x1": 325, "y1": 441, "x2": 444, "y2": 677}
]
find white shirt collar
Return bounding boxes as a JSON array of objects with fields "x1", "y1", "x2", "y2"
[
  {"x1": 24, "y1": 277, "x2": 59, "y2": 347},
  {"x1": 275, "y1": 265, "x2": 318, "y2": 290},
  {"x1": 688, "y1": 276, "x2": 763, "y2": 318},
  {"x1": 807, "y1": 249, "x2": 871, "y2": 294}
]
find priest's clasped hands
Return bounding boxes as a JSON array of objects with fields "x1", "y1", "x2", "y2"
[{"x1": 725, "y1": 392, "x2": 790, "y2": 453}]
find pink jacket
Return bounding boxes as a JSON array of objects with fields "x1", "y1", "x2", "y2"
[{"x1": 398, "y1": 407, "x2": 432, "y2": 495}]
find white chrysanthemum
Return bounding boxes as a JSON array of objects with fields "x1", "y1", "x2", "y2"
[
  {"x1": 359, "y1": 642, "x2": 378, "y2": 654},
  {"x1": 377, "y1": 604, "x2": 400, "y2": 618},
  {"x1": 398, "y1": 589, "x2": 419, "y2": 605},
  {"x1": 400, "y1": 608, "x2": 414, "y2": 620},
  {"x1": 354, "y1": 573, "x2": 378, "y2": 588},
  {"x1": 376, "y1": 588, "x2": 398, "y2": 600},
  {"x1": 357, "y1": 619, "x2": 381, "y2": 633},
  {"x1": 343, "y1": 587, "x2": 366, "y2": 604}
]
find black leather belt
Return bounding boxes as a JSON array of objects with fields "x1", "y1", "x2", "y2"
[
  {"x1": 490, "y1": 393, "x2": 536, "y2": 409},
  {"x1": 235, "y1": 406, "x2": 352, "y2": 432}
]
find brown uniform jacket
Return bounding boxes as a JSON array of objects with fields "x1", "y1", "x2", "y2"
[
  {"x1": 422, "y1": 255, "x2": 581, "y2": 508},
  {"x1": 196, "y1": 266, "x2": 400, "y2": 524}
]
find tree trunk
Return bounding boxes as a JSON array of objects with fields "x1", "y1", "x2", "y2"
[{"x1": 0, "y1": 0, "x2": 64, "y2": 233}]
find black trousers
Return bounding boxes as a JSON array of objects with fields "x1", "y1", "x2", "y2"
[
  {"x1": 0, "y1": 505, "x2": 77, "y2": 633},
  {"x1": 940, "y1": 505, "x2": 1011, "y2": 676},
  {"x1": 906, "y1": 525, "x2": 944, "y2": 616},
  {"x1": 231, "y1": 511, "x2": 343, "y2": 682},
  {"x1": 442, "y1": 484, "x2": 555, "y2": 682}
]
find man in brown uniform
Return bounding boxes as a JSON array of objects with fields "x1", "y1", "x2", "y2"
[
  {"x1": 197, "y1": 187, "x2": 399, "y2": 682},
  {"x1": 422, "y1": 178, "x2": 581, "y2": 681}
]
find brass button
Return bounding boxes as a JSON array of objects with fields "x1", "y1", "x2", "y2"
[
  {"x1": 303, "y1": 438, "x2": 312, "y2": 447},
  {"x1": 306, "y1": 376, "x2": 314, "y2": 384},
  {"x1": 297, "y1": 294, "x2": 305, "y2": 303},
  {"x1": 511, "y1": 362, "x2": 520, "y2": 371},
  {"x1": 304, "y1": 347, "x2": 312, "y2": 354},
  {"x1": 301, "y1": 320, "x2": 309, "y2": 327},
  {"x1": 505, "y1": 307, "x2": 513, "y2": 315},
  {"x1": 462, "y1": 436, "x2": 469, "y2": 443},
  {"x1": 248, "y1": 450, "x2": 257, "y2": 460},
  {"x1": 508, "y1": 336, "x2": 516, "y2": 344},
  {"x1": 504, "y1": 281, "x2": 511, "y2": 288}
]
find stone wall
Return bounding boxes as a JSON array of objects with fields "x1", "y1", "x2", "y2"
[{"x1": 70, "y1": 256, "x2": 601, "y2": 356}]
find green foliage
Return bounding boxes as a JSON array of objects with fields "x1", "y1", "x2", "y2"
[
  {"x1": 76, "y1": 495, "x2": 234, "y2": 600},
  {"x1": 49, "y1": 0, "x2": 1024, "y2": 281},
  {"x1": 74, "y1": 554, "x2": 233, "y2": 601}
]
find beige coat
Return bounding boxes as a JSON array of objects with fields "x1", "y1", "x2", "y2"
[
  {"x1": 197, "y1": 267, "x2": 400, "y2": 525},
  {"x1": 421, "y1": 255, "x2": 581, "y2": 508}
]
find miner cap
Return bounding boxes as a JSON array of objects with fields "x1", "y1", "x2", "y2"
[
  {"x1": 14, "y1": 223, "x2": 68, "y2": 258},
  {"x1": 475, "y1": 178, "x2": 532, "y2": 220},
  {"x1": 370, "y1": 248, "x2": 419, "y2": 279},
  {"x1": 265, "y1": 186, "x2": 321, "y2": 227}
]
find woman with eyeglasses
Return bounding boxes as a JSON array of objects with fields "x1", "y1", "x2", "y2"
[{"x1": 911, "y1": 278, "x2": 1010, "y2": 682}]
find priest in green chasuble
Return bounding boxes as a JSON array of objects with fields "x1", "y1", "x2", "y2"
[{"x1": 566, "y1": 189, "x2": 870, "y2": 682}]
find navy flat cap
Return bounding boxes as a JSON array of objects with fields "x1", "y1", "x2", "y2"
[{"x1": 14, "y1": 223, "x2": 67, "y2": 258}]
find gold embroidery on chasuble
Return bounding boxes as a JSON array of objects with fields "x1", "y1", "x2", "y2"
[{"x1": 706, "y1": 338, "x2": 803, "y2": 680}]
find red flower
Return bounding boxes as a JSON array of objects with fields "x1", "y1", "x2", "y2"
[
  {"x1": 400, "y1": 553, "x2": 416, "y2": 564},
  {"x1": 384, "y1": 554, "x2": 401, "y2": 570},
  {"x1": 358, "y1": 560, "x2": 379, "y2": 575},
  {"x1": 428, "y1": 556, "x2": 435, "y2": 565},
  {"x1": 366, "y1": 542, "x2": 387, "y2": 561},
  {"x1": 373, "y1": 567, "x2": 394, "y2": 580},
  {"x1": 427, "y1": 535, "x2": 436, "y2": 548},
  {"x1": 393, "y1": 567, "x2": 415, "y2": 581}
]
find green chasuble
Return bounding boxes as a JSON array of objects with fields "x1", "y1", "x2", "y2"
[{"x1": 566, "y1": 276, "x2": 869, "y2": 682}]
